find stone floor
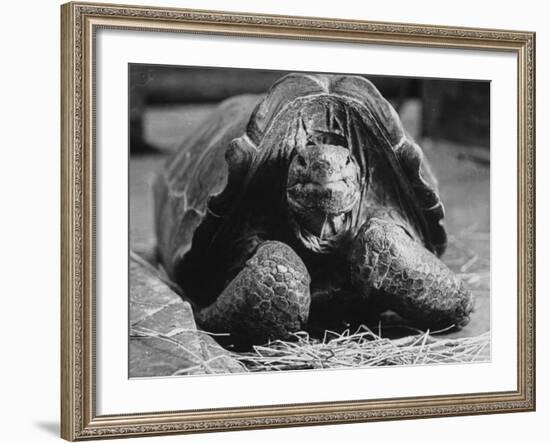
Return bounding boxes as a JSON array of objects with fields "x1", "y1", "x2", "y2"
[{"x1": 129, "y1": 102, "x2": 491, "y2": 377}]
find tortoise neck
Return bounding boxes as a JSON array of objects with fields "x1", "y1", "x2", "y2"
[{"x1": 289, "y1": 209, "x2": 353, "y2": 254}]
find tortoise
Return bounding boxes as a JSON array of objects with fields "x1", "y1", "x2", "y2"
[{"x1": 154, "y1": 73, "x2": 474, "y2": 349}]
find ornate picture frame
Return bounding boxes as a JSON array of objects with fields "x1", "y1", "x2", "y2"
[{"x1": 61, "y1": 1, "x2": 535, "y2": 440}]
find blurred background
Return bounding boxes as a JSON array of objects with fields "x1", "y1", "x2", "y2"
[
  {"x1": 129, "y1": 65, "x2": 491, "y2": 375},
  {"x1": 130, "y1": 64, "x2": 490, "y2": 154}
]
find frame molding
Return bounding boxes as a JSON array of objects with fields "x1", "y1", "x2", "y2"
[{"x1": 61, "y1": 1, "x2": 536, "y2": 440}]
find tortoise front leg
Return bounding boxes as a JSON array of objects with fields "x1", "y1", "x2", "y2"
[
  {"x1": 349, "y1": 215, "x2": 474, "y2": 330},
  {"x1": 196, "y1": 241, "x2": 311, "y2": 349}
]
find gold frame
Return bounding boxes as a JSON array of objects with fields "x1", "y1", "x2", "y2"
[{"x1": 60, "y1": 1, "x2": 536, "y2": 440}]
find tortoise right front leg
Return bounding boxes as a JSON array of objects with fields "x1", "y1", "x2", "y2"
[
  {"x1": 196, "y1": 241, "x2": 311, "y2": 349},
  {"x1": 349, "y1": 216, "x2": 474, "y2": 330}
]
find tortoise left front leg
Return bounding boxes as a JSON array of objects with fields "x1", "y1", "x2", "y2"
[
  {"x1": 196, "y1": 241, "x2": 311, "y2": 349},
  {"x1": 349, "y1": 216, "x2": 474, "y2": 330}
]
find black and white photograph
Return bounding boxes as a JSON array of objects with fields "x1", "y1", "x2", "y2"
[
  {"x1": 2, "y1": 0, "x2": 545, "y2": 440},
  {"x1": 129, "y1": 65, "x2": 491, "y2": 377}
]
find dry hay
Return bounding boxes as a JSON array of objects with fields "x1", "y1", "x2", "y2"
[
  {"x1": 132, "y1": 325, "x2": 490, "y2": 375},
  {"x1": 232, "y1": 326, "x2": 490, "y2": 372}
]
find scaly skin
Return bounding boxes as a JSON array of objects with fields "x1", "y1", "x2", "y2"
[
  {"x1": 196, "y1": 241, "x2": 311, "y2": 349},
  {"x1": 349, "y1": 213, "x2": 474, "y2": 330}
]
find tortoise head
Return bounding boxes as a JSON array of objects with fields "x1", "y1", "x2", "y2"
[{"x1": 286, "y1": 131, "x2": 361, "y2": 242}]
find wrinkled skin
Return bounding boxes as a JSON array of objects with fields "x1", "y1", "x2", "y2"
[{"x1": 196, "y1": 139, "x2": 473, "y2": 349}]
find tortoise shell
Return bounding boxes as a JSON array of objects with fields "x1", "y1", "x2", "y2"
[{"x1": 154, "y1": 73, "x2": 446, "y2": 292}]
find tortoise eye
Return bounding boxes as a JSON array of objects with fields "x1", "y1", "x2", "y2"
[{"x1": 296, "y1": 154, "x2": 307, "y2": 167}]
